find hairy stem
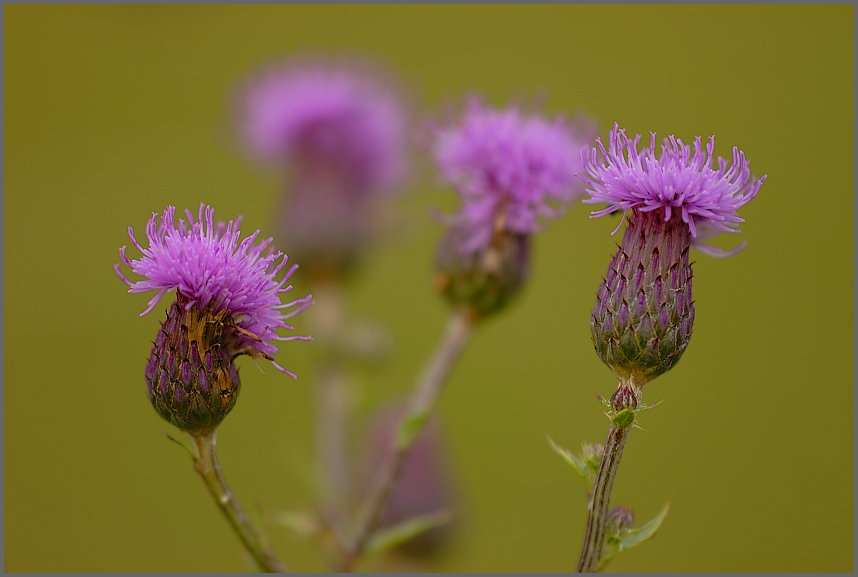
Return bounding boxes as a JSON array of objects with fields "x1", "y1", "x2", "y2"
[
  {"x1": 343, "y1": 308, "x2": 475, "y2": 570},
  {"x1": 191, "y1": 431, "x2": 289, "y2": 573}
]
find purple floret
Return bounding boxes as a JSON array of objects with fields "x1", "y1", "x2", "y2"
[
  {"x1": 237, "y1": 60, "x2": 407, "y2": 193},
  {"x1": 115, "y1": 204, "x2": 312, "y2": 376},
  {"x1": 581, "y1": 123, "x2": 766, "y2": 240},
  {"x1": 432, "y1": 98, "x2": 594, "y2": 254}
]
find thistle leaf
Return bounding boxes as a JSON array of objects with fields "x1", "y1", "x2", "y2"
[
  {"x1": 546, "y1": 435, "x2": 591, "y2": 488},
  {"x1": 268, "y1": 509, "x2": 319, "y2": 539},
  {"x1": 366, "y1": 509, "x2": 455, "y2": 555},
  {"x1": 602, "y1": 500, "x2": 670, "y2": 565}
]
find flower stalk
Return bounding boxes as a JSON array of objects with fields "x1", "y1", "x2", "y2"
[
  {"x1": 191, "y1": 430, "x2": 289, "y2": 573},
  {"x1": 307, "y1": 283, "x2": 353, "y2": 545},
  {"x1": 576, "y1": 422, "x2": 632, "y2": 573},
  {"x1": 342, "y1": 308, "x2": 474, "y2": 570},
  {"x1": 576, "y1": 376, "x2": 652, "y2": 572}
]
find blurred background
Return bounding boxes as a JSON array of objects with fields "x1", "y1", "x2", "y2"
[{"x1": 4, "y1": 5, "x2": 853, "y2": 572}]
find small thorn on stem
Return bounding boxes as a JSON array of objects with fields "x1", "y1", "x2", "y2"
[
  {"x1": 162, "y1": 427, "x2": 196, "y2": 457},
  {"x1": 647, "y1": 398, "x2": 666, "y2": 410}
]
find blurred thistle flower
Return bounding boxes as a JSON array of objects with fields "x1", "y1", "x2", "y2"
[
  {"x1": 582, "y1": 123, "x2": 766, "y2": 385},
  {"x1": 115, "y1": 204, "x2": 313, "y2": 434},
  {"x1": 430, "y1": 97, "x2": 596, "y2": 318},
  {"x1": 235, "y1": 58, "x2": 410, "y2": 281},
  {"x1": 358, "y1": 401, "x2": 457, "y2": 560}
]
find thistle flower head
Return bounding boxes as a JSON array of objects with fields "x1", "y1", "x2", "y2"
[
  {"x1": 586, "y1": 125, "x2": 766, "y2": 384},
  {"x1": 237, "y1": 59, "x2": 408, "y2": 193},
  {"x1": 115, "y1": 205, "x2": 313, "y2": 434},
  {"x1": 581, "y1": 123, "x2": 766, "y2": 252},
  {"x1": 432, "y1": 97, "x2": 594, "y2": 255}
]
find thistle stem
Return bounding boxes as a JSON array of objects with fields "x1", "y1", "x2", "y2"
[
  {"x1": 343, "y1": 308, "x2": 475, "y2": 570},
  {"x1": 308, "y1": 285, "x2": 351, "y2": 541},
  {"x1": 191, "y1": 431, "x2": 289, "y2": 573},
  {"x1": 315, "y1": 362, "x2": 350, "y2": 527},
  {"x1": 575, "y1": 423, "x2": 632, "y2": 572}
]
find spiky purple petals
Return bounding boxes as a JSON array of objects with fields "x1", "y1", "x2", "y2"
[
  {"x1": 115, "y1": 204, "x2": 312, "y2": 375},
  {"x1": 237, "y1": 60, "x2": 408, "y2": 193},
  {"x1": 432, "y1": 98, "x2": 594, "y2": 254},
  {"x1": 581, "y1": 123, "x2": 766, "y2": 241}
]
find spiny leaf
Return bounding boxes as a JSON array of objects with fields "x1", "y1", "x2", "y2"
[
  {"x1": 603, "y1": 500, "x2": 670, "y2": 565},
  {"x1": 546, "y1": 435, "x2": 590, "y2": 488},
  {"x1": 366, "y1": 509, "x2": 455, "y2": 555}
]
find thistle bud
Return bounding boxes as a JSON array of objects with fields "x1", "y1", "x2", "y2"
[
  {"x1": 582, "y1": 124, "x2": 765, "y2": 384},
  {"x1": 591, "y1": 211, "x2": 694, "y2": 382},
  {"x1": 435, "y1": 226, "x2": 530, "y2": 318},
  {"x1": 146, "y1": 297, "x2": 241, "y2": 435},
  {"x1": 610, "y1": 382, "x2": 640, "y2": 413},
  {"x1": 607, "y1": 506, "x2": 635, "y2": 533},
  {"x1": 359, "y1": 401, "x2": 458, "y2": 559}
]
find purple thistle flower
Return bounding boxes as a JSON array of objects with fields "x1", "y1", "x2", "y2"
[
  {"x1": 581, "y1": 122, "x2": 766, "y2": 256},
  {"x1": 237, "y1": 59, "x2": 408, "y2": 193},
  {"x1": 432, "y1": 97, "x2": 594, "y2": 255},
  {"x1": 115, "y1": 205, "x2": 313, "y2": 434},
  {"x1": 235, "y1": 58, "x2": 411, "y2": 281},
  {"x1": 584, "y1": 124, "x2": 766, "y2": 385},
  {"x1": 430, "y1": 97, "x2": 595, "y2": 318},
  {"x1": 116, "y1": 204, "x2": 313, "y2": 372}
]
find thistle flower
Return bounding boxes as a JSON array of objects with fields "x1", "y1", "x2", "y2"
[
  {"x1": 582, "y1": 123, "x2": 766, "y2": 384},
  {"x1": 236, "y1": 59, "x2": 410, "y2": 280},
  {"x1": 238, "y1": 60, "x2": 407, "y2": 191},
  {"x1": 115, "y1": 204, "x2": 313, "y2": 434},
  {"x1": 431, "y1": 97, "x2": 595, "y2": 317}
]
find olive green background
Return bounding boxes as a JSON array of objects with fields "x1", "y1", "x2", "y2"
[{"x1": 5, "y1": 5, "x2": 853, "y2": 573}]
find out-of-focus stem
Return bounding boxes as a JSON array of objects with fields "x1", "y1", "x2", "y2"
[
  {"x1": 343, "y1": 308, "x2": 475, "y2": 570},
  {"x1": 307, "y1": 284, "x2": 351, "y2": 537},
  {"x1": 191, "y1": 431, "x2": 289, "y2": 573}
]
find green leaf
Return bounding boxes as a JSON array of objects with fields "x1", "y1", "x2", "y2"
[
  {"x1": 366, "y1": 509, "x2": 454, "y2": 555},
  {"x1": 268, "y1": 509, "x2": 319, "y2": 539},
  {"x1": 396, "y1": 411, "x2": 429, "y2": 449},
  {"x1": 602, "y1": 500, "x2": 670, "y2": 565},
  {"x1": 546, "y1": 435, "x2": 591, "y2": 488},
  {"x1": 611, "y1": 408, "x2": 636, "y2": 429}
]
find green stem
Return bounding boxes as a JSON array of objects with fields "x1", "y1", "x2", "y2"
[
  {"x1": 343, "y1": 308, "x2": 475, "y2": 570},
  {"x1": 191, "y1": 430, "x2": 289, "y2": 573},
  {"x1": 576, "y1": 423, "x2": 631, "y2": 572}
]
